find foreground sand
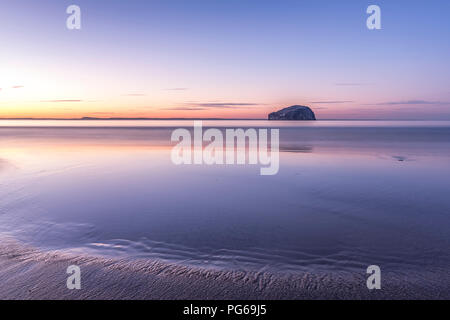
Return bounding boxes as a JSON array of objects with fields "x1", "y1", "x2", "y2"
[{"x1": 0, "y1": 237, "x2": 448, "y2": 300}]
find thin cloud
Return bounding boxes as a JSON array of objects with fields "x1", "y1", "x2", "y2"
[
  {"x1": 164, "y1": 107, "x2": 206, "y2": 111},
  {"x1": 12, "y1": 85, "x2": 24, "y2": 89},
  {"x1": 41, "y1": 99, "x2": 83, "y2": 103},
  {"x1": 122, "y1": 93, "x2": 146, "y2": 96},
  {"x1": 334, "y1": 83, "x2": 370, "y2": 86},
  {"x1": 375, "y1": 100, "x2": 449, "y2": 105},
  {"x1": 89, "y1": 112, "x2": 118, "y2": 115},
  {"x1": 165, "y1": 88, "x2": 188, "y2": 91},
  {"x1": 310, "y1": 100, "x2": 354, "y2": 104},
  {"x1": 189, "y1": 102, "x2": 262, "y2": 108}
]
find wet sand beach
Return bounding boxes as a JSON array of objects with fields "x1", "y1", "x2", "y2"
[
  {"x1": 1, "y1": 238, "x2": 449, "y2": 300},
  {"x1": 1, "y1": 121, "x2": 449, "y2": 299}
]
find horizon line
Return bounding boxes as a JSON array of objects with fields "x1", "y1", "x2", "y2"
[{"x1": 0, "y1": 117, "x2": 448, "y2": 121}]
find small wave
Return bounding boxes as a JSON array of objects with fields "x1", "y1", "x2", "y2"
[{"x1": 1, "y1": 236, "x2": 449, "y2": 299}]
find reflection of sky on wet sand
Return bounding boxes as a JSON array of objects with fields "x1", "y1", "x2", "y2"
[{"x1": 0, "y1": 121, "x2": 450, "y2": 273}]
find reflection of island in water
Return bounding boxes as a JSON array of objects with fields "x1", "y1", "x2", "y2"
[{"x1": 280, "y1": 145, "x2": 314, "y2": 153}]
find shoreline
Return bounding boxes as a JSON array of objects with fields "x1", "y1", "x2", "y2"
[
  {"x1": 1, "y1": 118, "x2": 449, "y2": 121},
  {"x1": 1, "y1": 237, "x2": 448, "y2": 300}
]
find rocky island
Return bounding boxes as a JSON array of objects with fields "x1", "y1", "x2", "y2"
[{"x1": 268, "y1": 105, "x2": 316, "y2": 120}]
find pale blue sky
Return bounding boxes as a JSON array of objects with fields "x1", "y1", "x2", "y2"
[{"x1": 1, "y1": 0, "x2": 449, "y2": 119}]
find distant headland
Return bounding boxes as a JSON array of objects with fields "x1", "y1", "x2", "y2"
[{"x1": 0, "y1": 117, "x2": 264, "y2": 121}]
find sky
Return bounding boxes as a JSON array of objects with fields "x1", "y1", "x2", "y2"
[{"x1": 0, "y1": 0, "x2": 449, "y2": 119}]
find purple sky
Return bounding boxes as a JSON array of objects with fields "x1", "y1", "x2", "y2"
[{"x1": 1, "y1": 0, "x2": 449, "y2": 119}]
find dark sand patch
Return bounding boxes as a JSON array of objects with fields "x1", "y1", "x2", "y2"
[{"x1": 0, "y1": 238, "x2": 448, "y2": 300}]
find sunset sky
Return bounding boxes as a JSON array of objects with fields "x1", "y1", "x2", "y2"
[{"x1": 1, "y1": 0, "x2": 449, "y2": 119}]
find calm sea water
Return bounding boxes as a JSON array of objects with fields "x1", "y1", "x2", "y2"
[{"x1": 0, "y1": 120, "x2": 449, "y2": 275}]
